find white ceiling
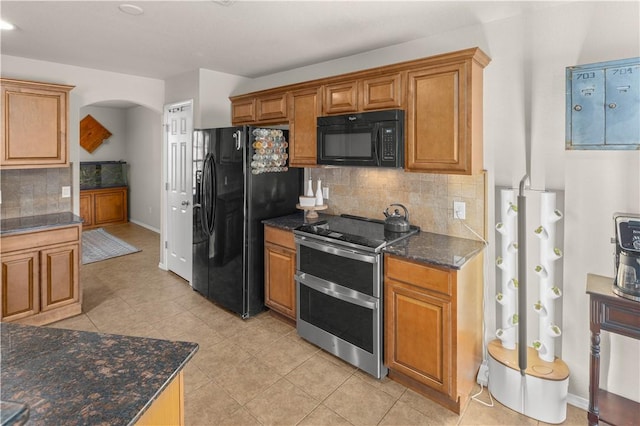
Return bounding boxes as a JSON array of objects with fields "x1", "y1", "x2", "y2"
[{"x1": 0, "y1": 1, "x2": 562, "y2": 80}]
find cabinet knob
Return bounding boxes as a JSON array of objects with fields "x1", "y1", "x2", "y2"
[
  {"x1": 181, "y1": 200, "x2": 190, "y2": 207},
  {"x1": 573, "y1": 105, "x2": 582, "y2": 111},
  {"x1": 608, "y1": 102, "x2": 617, "y2": 109}
]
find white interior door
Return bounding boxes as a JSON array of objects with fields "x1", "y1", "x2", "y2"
[{"x1": 165, "y1": 101, "x2": 192, "y2": 282}]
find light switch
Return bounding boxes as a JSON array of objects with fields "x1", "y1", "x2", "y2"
[
  {"x1": 322, "y1": 186, "x2": 329, "y2": 200},
  {"x1": 62, "y1": 186, "x2": 71, "y2": 198},
  {"x1": 453, "y1": 201, "x2": 466, "y2": 220}
]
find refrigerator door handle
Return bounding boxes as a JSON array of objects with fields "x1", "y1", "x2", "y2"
[
  {"x1": 201, "y1": 153, "x2": 217, "y2": 237},
  {"x1": 234, "y1": 130, "x2": 242, "y2": 151}
]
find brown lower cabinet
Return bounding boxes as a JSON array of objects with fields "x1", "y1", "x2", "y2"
[
  {"x1": 264, "y1": 225, "x2": 297, "y2": 321},
  {"x1": 384, "y1": 252, "x2": 484, "y2": 414},
  {"x1": 80, "y1": 186, "x2": 128, "y2": 229},
  {"x1": 1, "y1": 224, "x2": 82, "y2": 325},
  {"x1": 136, "y1": 372, "x2": 185, "y2": 426}
]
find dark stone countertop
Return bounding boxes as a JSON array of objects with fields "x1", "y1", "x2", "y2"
[
  {"x1": 384, "y1": 231, "x2": 485, "y2": 270},
  {"x1": 0, "y1": 401, "x2": 29, "y2": 426},
  {"x1": 262, "y1": 211, "x2": 331, "y2": 231},
  {"x1": 1, "y1": 323, "x2": 198, "y2": 426},
  {"x1": 79, "y1": 184, "x2": 128, "y2": 191},
  {"x1": 263, "y1": 212, "x2": 485, "y2": 269},
  {"x1": 0, "y1": 212, "x2": 83, "y2": 236}
]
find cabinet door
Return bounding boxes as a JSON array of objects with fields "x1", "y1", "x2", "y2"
[
  {"x1": 264, "y1": 242, "x2": 296, "y2": 320},
  {"x1": 79, "y1": 193, "x2": 93, "y2": 228},
  {"x1": 406, "y1": 63, "x2": 472, "y2": 174},
  {"x1": 289, "y1": 88, "x2": 321, "y2": 167},
  {"x1": 0, "y1": 79, "x2": 73, "y2": 169},
  {"x1": 40, "y1": 244, "x2": 79, "y2": 312},
  {"x1": 257, "y1": 93, "x2": 288, "y2": 122},
  {"x1": 94, "y1": 188, "x2": 128, "y2": 226},
  {"x1": 1, "y1": 251, "x2": 40, "y2": 321},
  {"x1": 323, "y1": 81, "x2": 358, "y2": 114},
  {"x1": 385, "y1": 278, "x2": 452, "y2": 396},
  {"x1": 136, "y1": 372, "x2": 184, "y2": 426},
  {"x1": 231, "y1": 98, "x2": 256, "y2": 124},
  {"x1": 362, "y1": 73, "x2": 403, "y2": 110}
]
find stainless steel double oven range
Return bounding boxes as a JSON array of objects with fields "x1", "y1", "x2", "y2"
[{"x1": 294, "y1": 215, "x2": 418, "y2": 378}]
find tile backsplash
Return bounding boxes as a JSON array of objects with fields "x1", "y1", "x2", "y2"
[
  {"x1": 307, "y1": 167, "x2": 486, "y2": 241},
  {"x1": 0, "y1": 167, "x2": 72, "y2": 219}
]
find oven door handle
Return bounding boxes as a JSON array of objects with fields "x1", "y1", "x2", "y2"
[
  {"x1": 295, "y1": 236, "x2": 378, "y2": 264},
  {"x1": 296, "y1": 272, "x2": 378, "y2": 310}
]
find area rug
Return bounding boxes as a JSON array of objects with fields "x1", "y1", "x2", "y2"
[{"x1": 82, "y1": 228, "x2": 141, "y2": 264}]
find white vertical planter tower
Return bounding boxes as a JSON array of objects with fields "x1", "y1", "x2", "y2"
[
  {"x1": 532, "y1": 192, "x2": 564, "y2": 361},
  {"x1": 489, "y1": 189, "x2": 570, "y2": 424},
  {"x1": 495, "y1": 189, "x2": 518, "y2": 349}
]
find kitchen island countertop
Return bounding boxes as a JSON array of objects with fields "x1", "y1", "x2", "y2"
[
  {"x1": 0, "y1": 323, "x2": 198, "y2": 426},
  {"x1": 263, "y1": 212, "x2": 484, "y2": 269},
  {"x1": 0, "y1": 212, "x2": 83, "y2": 236}
]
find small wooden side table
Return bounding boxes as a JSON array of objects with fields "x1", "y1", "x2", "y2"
[{"x1": 586, "y1": 273, "x2": 640, "y2": 426}]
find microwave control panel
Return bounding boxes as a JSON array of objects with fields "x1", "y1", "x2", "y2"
[{"x1": 382, "y1": 127, "x2": 397, "y2": 161}]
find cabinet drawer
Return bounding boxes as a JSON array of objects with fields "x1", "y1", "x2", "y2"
[
  {"x1": 264, "y1": 226, "x2": 295, "y2": 250},
  {"x1": 385, "y1": 255, "x2": 452, "y2": 296},
  {"x1": 1, "y1": 226, "x2": 80, "y2": 254}
]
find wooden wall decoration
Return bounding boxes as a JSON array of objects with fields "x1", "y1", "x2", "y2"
[{"x1": 80, "y1": 114, "x2": 112, "y2": 153}]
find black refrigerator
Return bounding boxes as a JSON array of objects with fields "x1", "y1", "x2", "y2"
[{"x1": 192, "y1": 127, "x2": 301, "y2": 318}]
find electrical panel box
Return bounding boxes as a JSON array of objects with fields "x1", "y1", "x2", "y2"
[{"x1": 566, "y1": 57, "x2": 639, "y2": 150}]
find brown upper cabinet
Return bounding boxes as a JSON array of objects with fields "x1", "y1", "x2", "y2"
[
  {"x1": 231, "y1": 97, "x2": 256, "y2": 123},
  {"x1": 256, "y1": 92, "x2": 288, "y2": 122},
  {"x1": 229, "y1": 47, "x2": 490, "y2": 174},
  {"x1": 406, "y1": 52, "x2": 489, "y2": 175},
  {"x1": 289, "y1": 87, "x2": 321, "y2": 167},
  {"x1": 1, "y1": 78, "x2": 74, "y2": 169},
  {"x1": 322, "y1": 73, "x2": 402, "y2": 114},
  {"x1": 361, "y1": 73, "x2": 403, "y2": 110},
  {"x1": 323, "y1": 80, "x2": 359, "y2": 114}
]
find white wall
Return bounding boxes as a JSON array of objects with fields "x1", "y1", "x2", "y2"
[
  {"x1": 165, "y1": 70, "x2": 199, "y2": 126},
  {"x1": 198, "y1": 68, "x2": 250, "y2": 128},
  {"x1": 230, "y1": 1, "x2": 640, "y2": 404},
  {"x1": 79, "y1": 106, "x2": 128, "y2": 161},
  {"x1": 126, "y1": 106, "x2": 163, "y2": 231},
  {"x1": 163, "y1": 68, "x2": 249, "y2": 129},
  {"x1": 1, "y1": 55, "x2": 165, "y2": 231}
]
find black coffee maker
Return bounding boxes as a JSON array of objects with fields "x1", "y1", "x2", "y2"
[{"x1": 613, "y1": 213, "x2": 640, "y2": 302}]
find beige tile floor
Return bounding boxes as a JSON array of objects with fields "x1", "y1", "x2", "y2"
[{"x1": 51, "y1": 223, "x2": 587, "y2": 425}]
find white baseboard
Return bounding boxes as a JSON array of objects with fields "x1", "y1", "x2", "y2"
[
  {"x1": 129, "y1": 219, "x2": 160, "y2": 234},
  {"x1": 567, "y1": 392, "x2": 589, "y2": 411}
]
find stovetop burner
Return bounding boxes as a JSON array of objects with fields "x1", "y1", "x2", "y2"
[{"x1": 295, "y1": 214, "x2": 419, "y2": 252}]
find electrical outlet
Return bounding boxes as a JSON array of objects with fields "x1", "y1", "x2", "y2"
[
  {"x1": 453, "y1": 201, "x2": 466, "y2": 220},
  {"x1": 322, "y1": 186, "x2": 329, "y2": 200},
  {"x1": 61, "y1": 186, "x2": 71, "y2": 198},
  {"x1": 477, "y1": 360, "x2": 489, "y2": 386}
]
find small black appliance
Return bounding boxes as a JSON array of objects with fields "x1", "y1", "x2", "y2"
[{"x1": 613, "y1": 213, "x2": 640, "y2": 302}]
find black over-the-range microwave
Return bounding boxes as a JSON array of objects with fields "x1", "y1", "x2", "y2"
[{"x1": 316, "y1": 109, "x2": 404, "y2": 168}]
